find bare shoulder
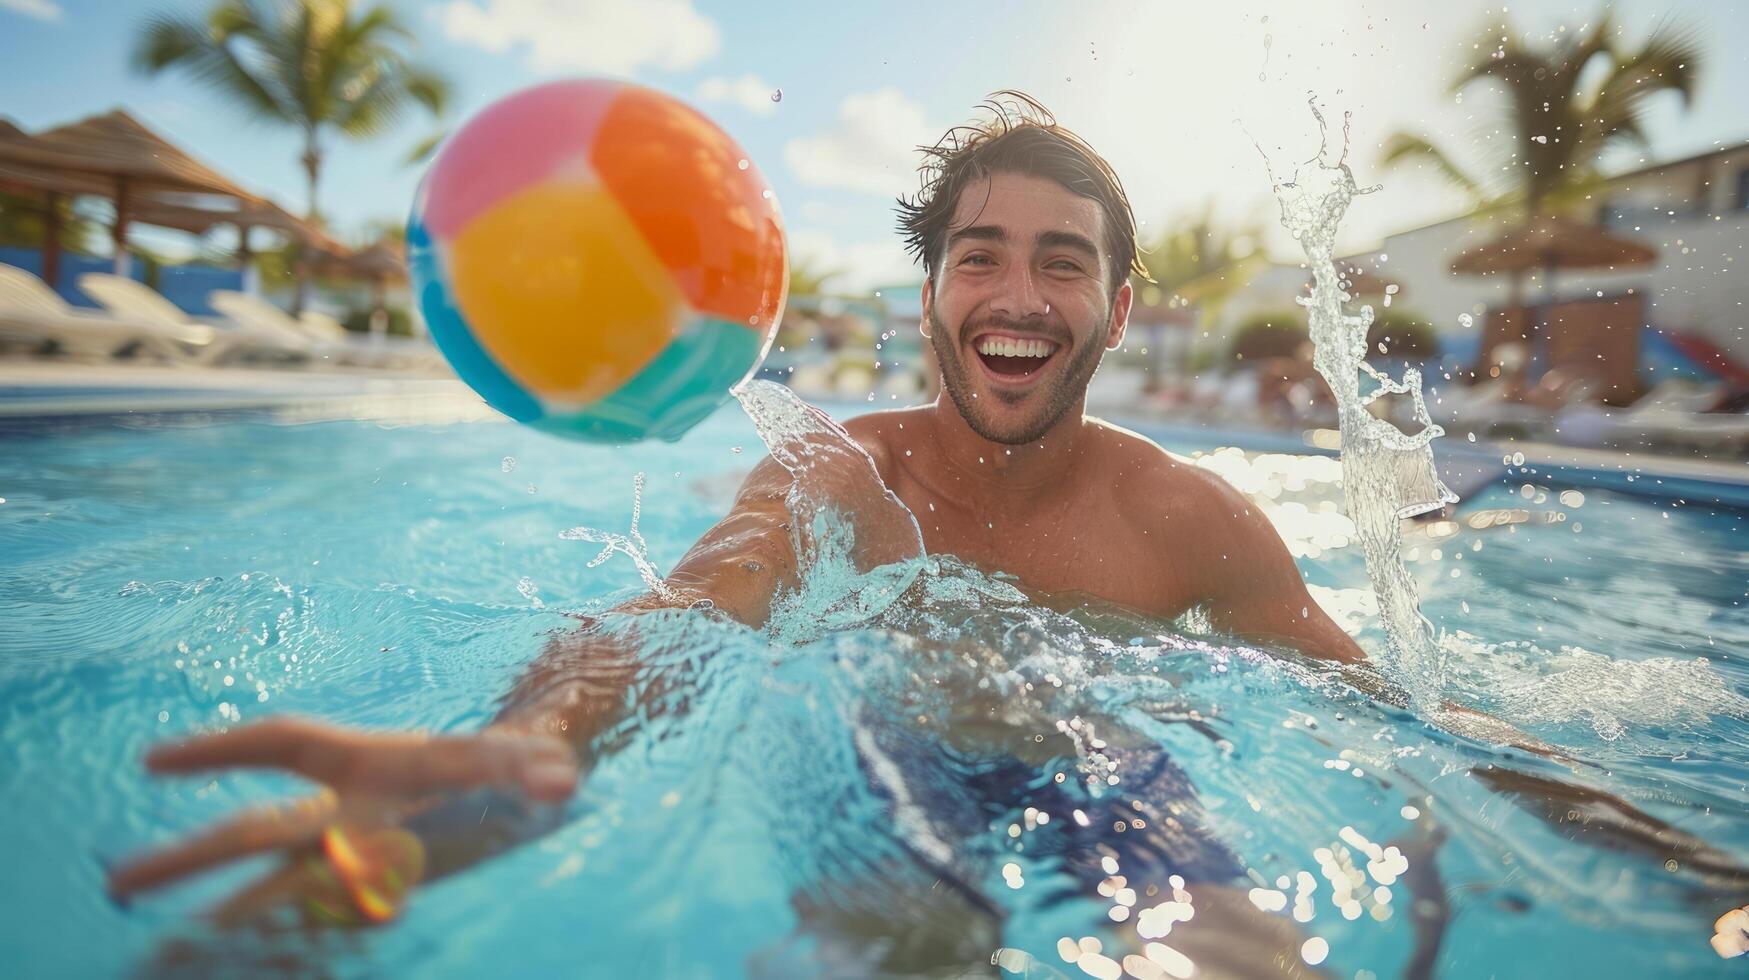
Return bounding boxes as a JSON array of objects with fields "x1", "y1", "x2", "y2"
[
  {"x1": 841, "y1": 405, "x2": 928, "y2": 486},
  {"x1": 1088, "y1": 418, "x2": 1252, "y2": 523}
]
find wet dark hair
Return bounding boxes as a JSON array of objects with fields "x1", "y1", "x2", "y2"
[{"x1": 896, "y1": 90, "x2": 1148, "y2": 297}]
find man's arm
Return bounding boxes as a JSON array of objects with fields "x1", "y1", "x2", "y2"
[
  {"x1": 1185, "y1": 470, "x2": 1367, "y2": 664},
  {"x1": 109, "y1": 456, "x2": 801, "y2": 911},
  {"x1": 486, "y1": 455, "x2": 798, "y2": 745},
  {"x1": 1183, "y1": 467, "x2": 1573, "y2": 759}
]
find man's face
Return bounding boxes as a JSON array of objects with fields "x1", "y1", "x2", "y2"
[{"x1": 923, "y1": 172, "x2": 1132, "y2": 445}]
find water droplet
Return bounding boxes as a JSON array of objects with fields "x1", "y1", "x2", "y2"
[
  {"x1": 731, "y1": 446, "x2": 743, "y2": 454},
  {"x1": 517, "y1": 576, "x2": 545, "y2": 609},
  {"x1": 769, "y1": 88, "x2": 782, "y2": 102},
  {"x1": 737, "y1": 158, "x2": 749, "y2": 170},
  {"x1": 500, "y1": 456, "x2": 516, "y2": 473},
  {"x1": 1458, "y1": 313, "x2": 1474, "y2": 329}
]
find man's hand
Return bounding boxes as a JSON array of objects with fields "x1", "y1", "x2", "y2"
[{"x1": 107, "y1": 717, "x2": 577, "y2": 923}]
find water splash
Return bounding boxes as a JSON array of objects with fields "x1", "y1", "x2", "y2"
[
  {"x1": 731, "y1": 380, "x2": 927, "y2": 641},
  {"x1": 1265, "y1": 99, "x2": 1456, "y2": 705},
  {"x1": 516, "y1": 576, "x2": 545, "y2": 610},
  {"x1": 560, "y1": 472, "x2": 679, "y2": 603}
]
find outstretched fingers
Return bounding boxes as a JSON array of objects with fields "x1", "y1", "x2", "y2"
[
  {"x1": 144, "y1": 719, "x2": 579, "y2": 801},
  {"x1": 107, "y1": 791, "x2": 339, "y2": 899}
]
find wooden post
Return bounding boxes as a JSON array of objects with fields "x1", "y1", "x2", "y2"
[
  {"x1": 111, "y1": 178, "x2": 130, "y2": 276},
  {"x1": 42, "y1": 191, "x2": 62, "y2": 289},
  {"x1": 235, "y1": 222, "x2": 254, "y2": 293}
]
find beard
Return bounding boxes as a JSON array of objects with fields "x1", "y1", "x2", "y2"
[{"x1": 928, "y1": 305, "x2": 1109, "y2": 445}]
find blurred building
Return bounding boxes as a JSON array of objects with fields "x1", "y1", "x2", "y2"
[{"x1": 1211, "y1": 141, "x2": 1749, "y2": 372}]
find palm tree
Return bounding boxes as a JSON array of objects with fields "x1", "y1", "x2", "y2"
[
  {"x1": 1131, "y1": 210, "x2": 1259, "y2": 388},
  {"x1": 1134, "y1": 210, "x2": 1257, "y2": 307},
  {"x1": 787, "y1": 255, "x2": 843, "y2": 298},
  {"x1": 133, "y1": 0, "x2": 449, "y2": 230},
  {"x1": 1381, "y1": 10, "x2": 1700, "y2": 219}
]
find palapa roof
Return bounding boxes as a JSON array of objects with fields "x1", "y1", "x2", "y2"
[
  {"x1": 0, "y1": 112, "x2": 338, "y2": 249},
  {"x1": 1450, "y1": 215, "x2": 1657, "y2": 276},
  {"x1": 0, "y1": 109, "x2": 251, "y2": 197},
  {"x1": 127, "y1": 193, "x2": 344, "y2": 250},
  {"x1": 307, "y1": 238, "x2": 407, "y2": 281}
]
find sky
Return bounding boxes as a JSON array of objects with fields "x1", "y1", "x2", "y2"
[{"x1": 2, "y1": 0, "x2": 1746, "y2": 289}]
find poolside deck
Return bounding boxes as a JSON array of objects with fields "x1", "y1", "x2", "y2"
[
  {"x1": 0, "y1": 361, "x2": 492, "y2": 425},
  {"x1": 5, "y1": 361, "x2": 1744, "y2": 508}
]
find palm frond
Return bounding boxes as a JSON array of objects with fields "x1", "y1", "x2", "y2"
[
  {"x1": 404, "y1": 128, "x2": 448, "y2": 167},
  {"x1": 131, "y1": 10, "x2": 291, "y2": 122},
  {"x1": 1378, "y1": 133, "x2": 1485, "y2": 200},
  {"x1": 401, "y1": 66, "x2": 450, "y2": 117},
  {"x1": 1572, "y1": 17, "x2": 1702, "y2": 168}
]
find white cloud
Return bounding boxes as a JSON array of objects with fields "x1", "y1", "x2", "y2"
[
  {"x1": 696, "y1": 74, "x2": 779, "y2": 116},
  {"x1": 784, "y1": 88, "x2": 936, "y2": 198},
  {"x1": 789, "y1": 229, "x2": 920, "y2": 293},
  {"x1": 440, "y1": 0, "x2": 718, "y2": 75},
  {"x1": 1, "y1": 0, "x2": 61, "y2": 21}
]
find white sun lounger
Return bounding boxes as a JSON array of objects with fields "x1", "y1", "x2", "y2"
[
  {"x1": 300, "y1": 308, "x2": 448, "y2": 372},
  {"x1": 78, "y1": 272, "x2": 304, "y2": 365},
  {"x1": 203, "y1": 289, "x2": 396, "y2": 368},
  {"x1": 1557, "y1": 381, "x2": 1749, "y2": 455},
  {"x1": 0, "y1": 263, "x2": 215, "y2": 362},
  {"x1": 209, "y1": 291, "x2": 432, "y2": 370}
]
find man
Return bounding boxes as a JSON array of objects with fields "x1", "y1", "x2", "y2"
[{"x1": 109, "y1": 93, "x2": 1367, "y2": 968}]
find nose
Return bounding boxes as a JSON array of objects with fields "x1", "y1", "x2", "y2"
[{"x1": 988, "y1": 261, "x2": 1049, "y2": 320}]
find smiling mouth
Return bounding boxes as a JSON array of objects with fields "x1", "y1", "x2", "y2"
[{"x1": 971, "y1": 334, "x2": 1061, "y2": 383}]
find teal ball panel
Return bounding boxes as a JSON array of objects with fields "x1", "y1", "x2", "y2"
[
  {"x1": 407, "y1": 215, "x2": 544, "y2": 424},
  {"x1": 532, "y1": 318, "x2": 767, "y2": 443}
]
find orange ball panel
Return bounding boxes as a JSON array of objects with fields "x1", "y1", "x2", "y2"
[
  {"x1": 591, "y1": 86, "x2": 786, "y2": 331},
  {"x1": 447, "y1": 181, "x2": 686, "y2": 406}
]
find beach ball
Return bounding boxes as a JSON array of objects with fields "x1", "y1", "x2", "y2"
[{"x1": 408, "y1": 79, "x2": 787, "y2": 442}]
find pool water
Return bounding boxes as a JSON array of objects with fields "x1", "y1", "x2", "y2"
[{"x1": 0, "y1": 400, "x2": 1745, "y2": 978}]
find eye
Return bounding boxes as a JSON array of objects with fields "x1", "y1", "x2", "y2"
[
  {"x1": 1047, "y1": 259, "x2": 1084, "y2": 273},
  {"x1": 960, "y1": 253, "x2": 995, "y2": 267}
]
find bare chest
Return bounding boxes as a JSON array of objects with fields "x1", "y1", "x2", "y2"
[{"x1": 890, "y1": 479, "x2": 1192, "y2": 618}]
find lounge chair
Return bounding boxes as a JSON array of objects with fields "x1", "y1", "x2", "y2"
[
  {"x1": 211, "y1": 292, "x2": 443, "y2": 371},
  {"x1": 0, "y1": 263, "x2": 214, "y2": 361},
  {"x1": 78, "y1": 272, "x2": 302, "y2": 365},
  {"x1": 300, "y1": 308, "x2": 440, "y2": 369},
  {"x1": 1557, "y1": 380, "x2": 1749, "y2": 456},
  {"x1": 301, "y1": 309, "x2": 446, "y2": 371},
  {"x1": 206, "y1": 290, "x2": 397, "y2": 368}
]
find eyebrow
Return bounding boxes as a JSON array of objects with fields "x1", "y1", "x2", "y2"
[
  {"x1": 1038, "y1": 229, "x2": 1099, "y2": 259},
  {"x1": 947, "y1": 225, "x2": 1100, "y2": 262},
  {"x1": 946, "y1": 224, "x2": 1007, "y2": 250}
]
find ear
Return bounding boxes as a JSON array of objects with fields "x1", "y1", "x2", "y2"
[
  {"x1": 1105, "y1": 280, "x2": 1133, "y2": 350},
  {"x1": 919, "y1": 276, "x2": 935, "y2": 339}
]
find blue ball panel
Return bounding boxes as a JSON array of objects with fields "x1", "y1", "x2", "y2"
[
  {"x1": 407, "y1": 215, "x2": 544, "y2": 424},
  {"x1": 534, "y1": 317, "x2": 764, "y2": 443}
]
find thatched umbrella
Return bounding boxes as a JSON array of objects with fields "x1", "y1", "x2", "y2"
[
  {"x1": 306, "y1": 240, "x2": 407, "y2": 336},
  {"x1": 1449, "y1": 215, "x2": 1655, "y2": 281},
  {"x1": 127, "y1": 193, "x2": 343, "y2": 270},
  {"x1": 0, "y1": 119, "x2": 114, "y2": 285},
  {"x1": 0, "y1": 110, "x2": 252, "y2": 277},
  {"x1": 1451, "y1": 215, "x2": 1657, "y2": 382}
]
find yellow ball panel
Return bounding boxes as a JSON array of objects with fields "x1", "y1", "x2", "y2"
[{"x1": 447, "y1": 181, "x2": 686, "y2": 405}]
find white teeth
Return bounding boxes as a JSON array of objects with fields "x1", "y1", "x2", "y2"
[{"x1": 976, "y1": 337, "x2": 1054, "y2": 358}]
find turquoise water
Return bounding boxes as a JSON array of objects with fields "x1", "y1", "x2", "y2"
[{"x1": 1, "y1": 402, "x2": 1745, "y2": 977}]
